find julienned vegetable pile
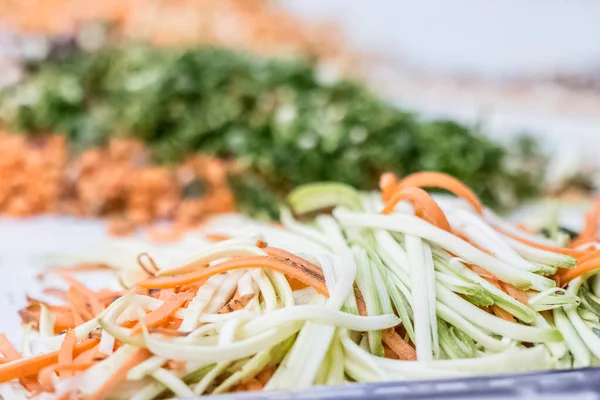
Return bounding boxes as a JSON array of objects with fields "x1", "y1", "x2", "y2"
[
  {"x1": 2, "y1": 172, "x2": 600, "y2": 399},
  {"x1": 0, "y1": 43, "x2": 544, "y2": 218}
]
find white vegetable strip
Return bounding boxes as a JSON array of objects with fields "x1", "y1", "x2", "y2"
[
  {"x1": 280, "y1": 207, "x2": 332, "y2": 250},
  {"x1": 406, "y1": 235, "x2": 433, "y2": 361},
  {"x1": 375, "y1": 346, "x2": 557, "y2": 378},
  {"x1": 151, "y1": 368, "x2": 195, "y2": 398},
  {"x1": 128, "y1": 357, "x2": 167, "y2": 380},
  {"x1": 437, "y1": 285, "x2": 562, "y2": 343},
  {"x1": 205, "y1": 270, "x2": 246, "y2": 313},
  {"x1": 447, "y1": 209, "x2": 538, "y2": 272},
  {"x1": 504, "y1": 236, "x2": 576, "y2": 269},
  {"x1": 214, "y1": 351, "x2": 271, "y2": 393},
  {"x1": 241, "y1": 306, "x2": 399, "y2": 337},
  {"x1": 422, "y1": 242, "x2": 439, "y2": 359},
  {"x1": 553, "y1": 307, "x2": 590, "y2": 367},
  {"x1": 144, "y1": 321, "x2": 303, "y2": 362},
  {"x1": 435, "y1": 303, "x2": 508, "y2": 352},
  {"x1": 334, "y1": 209, "x2": 555, "y2": 291},
  {"x1": 564, "y1": 278, "x2": 600, "y2": 360},
  {"x1": 178, "y1": 274, "x2": 227, "y2": 332},
  {"x1": 193, "y1": 362, "x2": 230, "y2": 395},
  {"x1": 251, "y1": 269, "x2": 278, "y2": 311}
]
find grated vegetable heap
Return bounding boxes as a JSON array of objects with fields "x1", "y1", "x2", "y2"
[{"x1": 1, "y1": 171, "x2": 600, "y2": 399}]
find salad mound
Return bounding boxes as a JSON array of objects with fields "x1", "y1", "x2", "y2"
[{"x1": 1, "y1": 171, "x2": 599, "y2": 399}]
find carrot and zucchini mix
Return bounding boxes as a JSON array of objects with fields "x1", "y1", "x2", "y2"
[{"x1": 1, "y1": 172, "x2": 600, "y2": 399}]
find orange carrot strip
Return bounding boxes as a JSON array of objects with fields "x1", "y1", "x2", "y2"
[
  {"x1": 39, "y1": 360, "x2": 98, "y2": 390},
  {"x1": 158, "y1": 288, "x2": 175, "y2": 302},
  {"x1": 0, "y1": 339, "x2": 98, "y2": 384},
  {"x1": 57, "y1": 273, "x2": 105, "y2": 315},
  {"x1": 496, "y1": 227, "x2": 584, "y2": 258},
  {"x1": 205, "y1": 233, "x2": 231, "y2": 242},
  {"x1": 256, "y1": 364, "x2": 277, "y2": 385},
  {"x1": 57, "y1": 330, "x2": 76, "y2": 379},
  {"x1": 500, "y1": 282, "x2": 529, "y2": 305},
  {"x1": 137, "y1": 256, "x2": 328, "y2": 295},
  {"x1": 491, "y1": 305, "x2": 516, "y2": 322},
  {"x1": 263, "y1": 247, "x2": 322, "y2": 272},
  {"x1": 558, "y1": 257, "x2": 600, "y2": 285},
  {"x1": 382, "y1": 187, "x2": 452, "y2": 232},
  {"x1": 381, "y1": 329, "x2": 417, "y2": 360},
  {"x1": 131, "y1": 291, "x2": 194, "y2": 334},
  {"x1": 67, "y1": 287, "x2": 95, "y2": 322},
  {"x1": 394, "y1": 172, "x2": 484, "y2": 215},
  {"x1": 286, "y1": 277, "x2": 308, "y2": 291},
  {"x1": 577, "y1": 250, "x2": 600, "y2": 265},
  {"x1": 0, "y1": 357, "x2": 8, "y2": 364},
  {"x1": 37, "y1": 366, "x2": 55, "y2": 393},
  {"x1": 73, "y1": 345, "x2": 100, "y2": 364},
  {"x1": 572, "y1": 199, "x2": 600, "y2": 248},
  {"x1": 379, "y1": 172, "x2": 399, "y2": 203},
  {"x1": 87, "y1": 348, "x2": 151, "y2": 400}
]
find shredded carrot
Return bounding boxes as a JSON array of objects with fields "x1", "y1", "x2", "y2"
[
  {"x1": 148, "y1": 226, "x2": 184, "y2": 243},
  {"x1": 0, "y1": 357, "x2": 8, "y2": 364},
  {"x1": 394, "y1": 172, "x2": 484, "y2": 215},
  {"x1": 37, "y1": 365, "x2": 55, "y2": 393},
  {"x1": 158, "y1": 288, "x2": 176, "y2": 301},
  {"x1": 379, "y1": 172, "x2": 399, "y2": 203},
  {"x1": 381, "y1": 187, "x2": 452, "y2": 232},
  {"x1": 57, "y1": 273, "x2": 105, "y2": 315},
  {"x1": 0, "y1": 336, "x2": 18, "y2": 360},
  {"x1": 256, "y1": 365, "x2": 277, "y2": 385},
  {"x1": 381, "y1": 328, "x2": 417, "y2": 360},
  {"x1": 67, "y1": 287, "x2": 95, "y2": 322},
  {"x1": 57, "y1": 330, "x2": 77, "y2": 379},
  {"x1": 572, "y1": 199, "x2": 600, "y2": 248},
  {"x1": 557, "y1": 257, "x2": 600, "y2": 286},
  {"x1": 491, "y1": 305, "x2": 516, "y2": 322},
  {"x1": 73, "y1": 346, "x2": 101, "y2": 364},
  {"x1": 286, "y1": 277, "x2": 309, "y2": 291},
  {"x1": 263, "y1": 247, "x2": 323, "y2": 276},
  {"x1": 87, "y1": 348, "x2": 151, "y2": 400},
  {"x1": 576, "y1": 250, "x2": 600, "y2": 265},
  {"x1": 0, "y1": 335, "x2": 41, "y2": 392},
  {"x1": 256, "y1": 239, "x2": 268, "y2": 248},
  {"x1": 137, "y1": 253, "x2": 159, "y2": 276},
  {"x1": 0, "y1": 338, "x2": 98, "y2": 384},
  {"x1": 19, "y1": 305, "x2": 76, "y2": 333},
  {"x1": 131, "y1": 291, "x2": 194, "y2": 334},
  {"x1": 205, "y1": 233, "x2": 231, "y2": 242},
  {"x1": 137, "y1": 255, "x2": 328, "y2": 296},
  {"x1": 500, "y1": 282, "x2": 529, "y2": 305},
  {"x1": 39, "y1": 360, "x2": 96, "y2": 390},
  {"x1": 355, "y1": 289, "x2": 367, "y2": 317}
]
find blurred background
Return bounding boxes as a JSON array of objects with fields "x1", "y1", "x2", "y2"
[{"x1": 0, "y1": 0, "x2": 599, "y2": 234}]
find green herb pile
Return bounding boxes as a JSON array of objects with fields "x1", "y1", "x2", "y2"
[{"x1": 0, "y1": 43, "x2": 545, "y2": 217}]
